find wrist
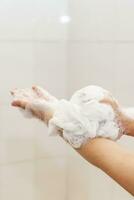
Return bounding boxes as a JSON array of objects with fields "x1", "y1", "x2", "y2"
[{"x1": 119, "y1": 110, "x2": 134, "y2": 136}]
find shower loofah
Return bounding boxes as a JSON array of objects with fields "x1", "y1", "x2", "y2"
[
  {"x1": 12, "y1": 85, "x2": 123, "y2": 148},
  {"x1": 49, "y1": 86, "x2": 123, "y2": 148}
]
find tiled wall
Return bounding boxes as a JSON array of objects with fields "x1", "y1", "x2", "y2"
[
  {"x1": 0, "y1": 0, "x2": 69, "y2": 200},
  {"x1": 0, "y1": 0, "x2": 134, "y2": 200},
  {"x1": 68, "y1": 0, "x2": 134, "y2": 199}
]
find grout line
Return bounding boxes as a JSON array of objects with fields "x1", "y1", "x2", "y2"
[
  {"x1": 67, "y1": 40, "x2": 134, "y2": 44},
  {"x1": 0, "y1": 39, "x2": 134, "y2": 44},
  {"x1": 0, "y1": 155, "x2": 78, "y2": 167},
  {"x1": 0, "y1": 155, "x2": 75, "y2": 167},
  {"x1": 0, "y1": 39, "x2": 68, "y2": 43},
  {"x1": 65, "y1": 157, "x2": 70, "y2": 200}
]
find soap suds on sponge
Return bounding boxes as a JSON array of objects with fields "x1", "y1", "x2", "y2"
[
  {"x1": 12, "y1": 85, "x2": 122, "y2": 148},
  {"x1": 123, "y1": 107, "x2": 134, "y2": 119},
  {"x1": 49, "y1": 86, "x2": 121, "y2": 148}
]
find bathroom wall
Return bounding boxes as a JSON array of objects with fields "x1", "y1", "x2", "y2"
[
  {"x1": 0, "y1": 0, "x2": 69, "y2": 200},
  {"x1": 0, "y1": 0, "x2": 134, "y2": 200},
  {"x1": 68, "y1": 0, "x2": 134, "y2": 199}
]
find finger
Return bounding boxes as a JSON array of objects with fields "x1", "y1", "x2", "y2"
[
  {"x1": 32, "y1": 86, "x2": 57, "y2": 101},
  {"x1": 10, "y1": 88, "x2": 18, "y2": 96},
  {"x1": 101, "y1": 98, "x2": 119, "y2": 110},
  {"x1": 100, "y1": 98, "x2": 122, "y2": 118},
  {"x1": 10, "y1": 91, "x2": 15, "y2": 96},
  {"x1": 11, "y1": 100, "x2": 43, "y2": 120},
  {"x1": 11, "y1": 89, "x2": 35, "y2": 103},
  {"x1": 11, "y1": 100, "x2": 27, "y2": 109},
  {"x1": 32, "y1": 86, "x2": 47, "y2": 98}
]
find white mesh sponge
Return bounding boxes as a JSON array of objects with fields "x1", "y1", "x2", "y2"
[{"x1": 49, "y1": 86, "x2": 122, "y2": 148}]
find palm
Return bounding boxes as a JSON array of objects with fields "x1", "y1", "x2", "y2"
[{"x1": 11, "y1": 86, "x2": 58, "y2": 124}]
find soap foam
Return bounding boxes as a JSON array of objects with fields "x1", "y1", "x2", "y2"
[
  {"x1": 123, "y1": 107, "x2": 134, "y2": 119},
  {"x1": 49, "y1": 85, "x2": 121, "y2": 148},
  {"x1": 12, "y1": 85, "x2": 122, "y2": 148}
]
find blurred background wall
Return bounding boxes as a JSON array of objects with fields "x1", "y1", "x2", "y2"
[{"x1": 0, "y1": 0, "x2": 134, "y2": 200}]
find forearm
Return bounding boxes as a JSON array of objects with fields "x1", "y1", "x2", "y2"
[{"x1": 76, "y1": 138, "x2": 134, "y2": 196}]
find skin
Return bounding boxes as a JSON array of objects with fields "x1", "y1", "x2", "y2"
[{"x1": 11, "y1": 86, "x2": 134, "y2": 196}]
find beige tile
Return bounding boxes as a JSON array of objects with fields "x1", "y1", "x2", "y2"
[
  {"x1": 0, "y1": 42, "x2": 34, "y2": 103},
  {"x1": 0, "y1": 0, "x2": 68, "y2": 40},
  {"x1": 0, "y1": 106, "x2": 35, "y2": 139},
  {"x1": 117, "y1": 0, "x2": 134, "y2": 41},
  {"x1": 69, "y1": 0, "x2": 98, "y2": 41},
  {"x1": 0, "y1": 139, "x2": 35, "y2": 165},
  {"x1": 115, "y1": 44, "x2": 134, "y2": 105},
  {"x1": 88, "y1": 168, "x2": 115, "y2": 200},
  {"x1": 67, "y1": 156, "x2": 91, "y2": 200},
  {"x1": 33, "y1": 120, "x2": 80, "y2": 158},
  {"x1": 68, "y1": 43, "x2": 116, "y2": 96},
  {"x1": 34, "y1": 121, "x2": 67, "y2": 158},
  {"x1": 0, "y1": 43, "x2": 67, "y2": 105},
  {"x1": 0, "y1": 0, "x2": 35, "y2": 40},
  {"x1": 33, "y1": 42, "x2": 67, "y2": 99},
  {"x1": 35, "y1": 136, "x2": 68, "y2": 158},
  {"x1": 35, "y1": 158, "x2": 67, "y2": 200},
  {"x1": 67, "y1": 156, "x2": 115, "y2": 200},
  {"x1": 34, "y1": 123, "x2": 68, "y2": 157},
  {"x1": 0, "y1": 142, "x2": 7, "y2": 165},
  {"x1": 33, "y1": 0, "x2": 69, "y2": 40},
  {"x1": 69, "y1": 0, "x2": 118, "y2": 41},
  {"x1": 0, "y1": 162, "x2": 35, "y2": 200},
  {"x1": 95, "y1": 5, "x2": 118, "y2": 41},
  {"x1": 117, "y1": 135, "x2": 134, "y2": 151},
  {"x1": 112, "y1": 180, "x2": 134, "y2": 200}
]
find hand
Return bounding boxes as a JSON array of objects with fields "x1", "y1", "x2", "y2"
[
  {"x1": 100, "y1": 95, "x2": 130, "y2": 136},
  {"x1": 11, "y1": 86, "x2": 58, "y2": 125}
]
